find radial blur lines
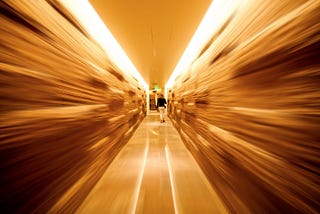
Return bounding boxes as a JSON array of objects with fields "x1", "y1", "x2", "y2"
[
  {"x1": 167, "y1": 0, "x2": 320, "y2": 213},
  {"x1": 0, "y1": 1, "x2": 146, "y2": 213},
  {"x1": 1, "y1": 0, "x2": 320, "y2": 213}
]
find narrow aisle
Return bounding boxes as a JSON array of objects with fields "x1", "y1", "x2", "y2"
[{"x1": 77, "y1": 112, "x2": 227, "y2": 214}]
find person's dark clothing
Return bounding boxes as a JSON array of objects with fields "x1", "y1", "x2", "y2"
[{"x1": 157, "y1": 98, "x2": 167, "y2": 108}]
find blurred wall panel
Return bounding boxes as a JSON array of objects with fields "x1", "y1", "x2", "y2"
[
  {"x1": 168, "y1": 0, "x2": 320, "y2": 213},
  {"x1": 0, "y1": 0, "x2": 146, "y2": 213}
]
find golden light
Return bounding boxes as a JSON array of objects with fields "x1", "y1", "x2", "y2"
[
  {"x1": 60, "y1": 0, "x2": 149, "y2": 91},
  {"x1": 166, "y1": 0, "x2": 240, "y2": 90}
]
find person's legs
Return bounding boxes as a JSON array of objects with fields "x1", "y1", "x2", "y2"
[{"x1": 159, "y1": 107, "x2": 164, "y2": 122}]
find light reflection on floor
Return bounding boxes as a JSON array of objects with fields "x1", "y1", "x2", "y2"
[{"x1": 76, "y1": 112, "x2": 227, "y2": 213}]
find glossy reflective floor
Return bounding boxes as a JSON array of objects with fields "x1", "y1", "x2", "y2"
[{"x1": 77, "y1": 111, "x2": 227, "y2": 214}]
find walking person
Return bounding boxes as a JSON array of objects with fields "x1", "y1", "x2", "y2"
[{"x1": 156, "y1": 94, "x2": 167, "y2": 123}]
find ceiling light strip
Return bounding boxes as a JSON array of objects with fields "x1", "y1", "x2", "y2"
[
  {"x1": 166, "y1": 0, "x2": 238, "y2": 90},
  {"x1": 60, "y1": 0, "x2": 149, "y2": 90}
]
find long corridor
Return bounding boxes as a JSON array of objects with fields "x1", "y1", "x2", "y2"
[
  {"x1": 1, "y1": 0, "x2": 319, "y2": 213},
  {"x1": 77, "y1": 112, "x2": 227, "y2": 213}
]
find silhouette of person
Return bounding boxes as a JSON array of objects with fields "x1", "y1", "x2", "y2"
[{"x1": 157, "y1": 94, "x2": 167, "y2": 123}]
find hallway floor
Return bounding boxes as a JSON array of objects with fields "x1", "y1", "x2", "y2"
[{"x1": 76, "y1": 111, "x2": 227, "y2": 214}]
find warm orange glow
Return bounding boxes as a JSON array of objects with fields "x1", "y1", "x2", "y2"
[
  {"x1": 167, "y1": 0, "x2": 320, "y2": 213},
  {"x1": 60, "y1": 0, "x2": 149, "y2": 91},
  {"x1": 166, "y1": 0, "x2": 238, "y2": 89},
  {"x1": 1, "y1": 0, "x2": 319, "y2": 213}
]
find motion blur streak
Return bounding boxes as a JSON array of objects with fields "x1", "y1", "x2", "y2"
[
  {"x1": 132, "y1": 141, "x2": 149, "y2": 214},
  {"x1": 165, "y1": 145, "x2": 178, "y2": 214},
  {"x1": 1, "y1": 0, "x2": 320, "y2": 213},
  {"x1": 167, "y1": 0, "x2": 320, "y2": 213},
  {"x1": 0, "y1": 0, "x2": 146, "y2": 213},
  {"x1": 60, "y1": 0, "x2": 148, "y2": 90}
]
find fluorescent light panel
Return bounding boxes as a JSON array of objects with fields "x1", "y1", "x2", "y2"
[
  {"x1": 60, "y1": 0, "x2": 149, "y2": 91},
  {"x1": 166, "y1": 0, "x2": 239, "y2": 90}
]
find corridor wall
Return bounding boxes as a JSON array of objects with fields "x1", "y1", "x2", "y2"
[
  {"x1": 167, "y1": 0, "x2": 319, "y2": 213},
  {"x1": 0, "y1": 1, "x2": 146, "y2": 213}
]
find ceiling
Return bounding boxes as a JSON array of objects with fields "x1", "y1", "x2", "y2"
[{"x1": 89, "y1": 0, "x2": 212, "y2": 90}]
